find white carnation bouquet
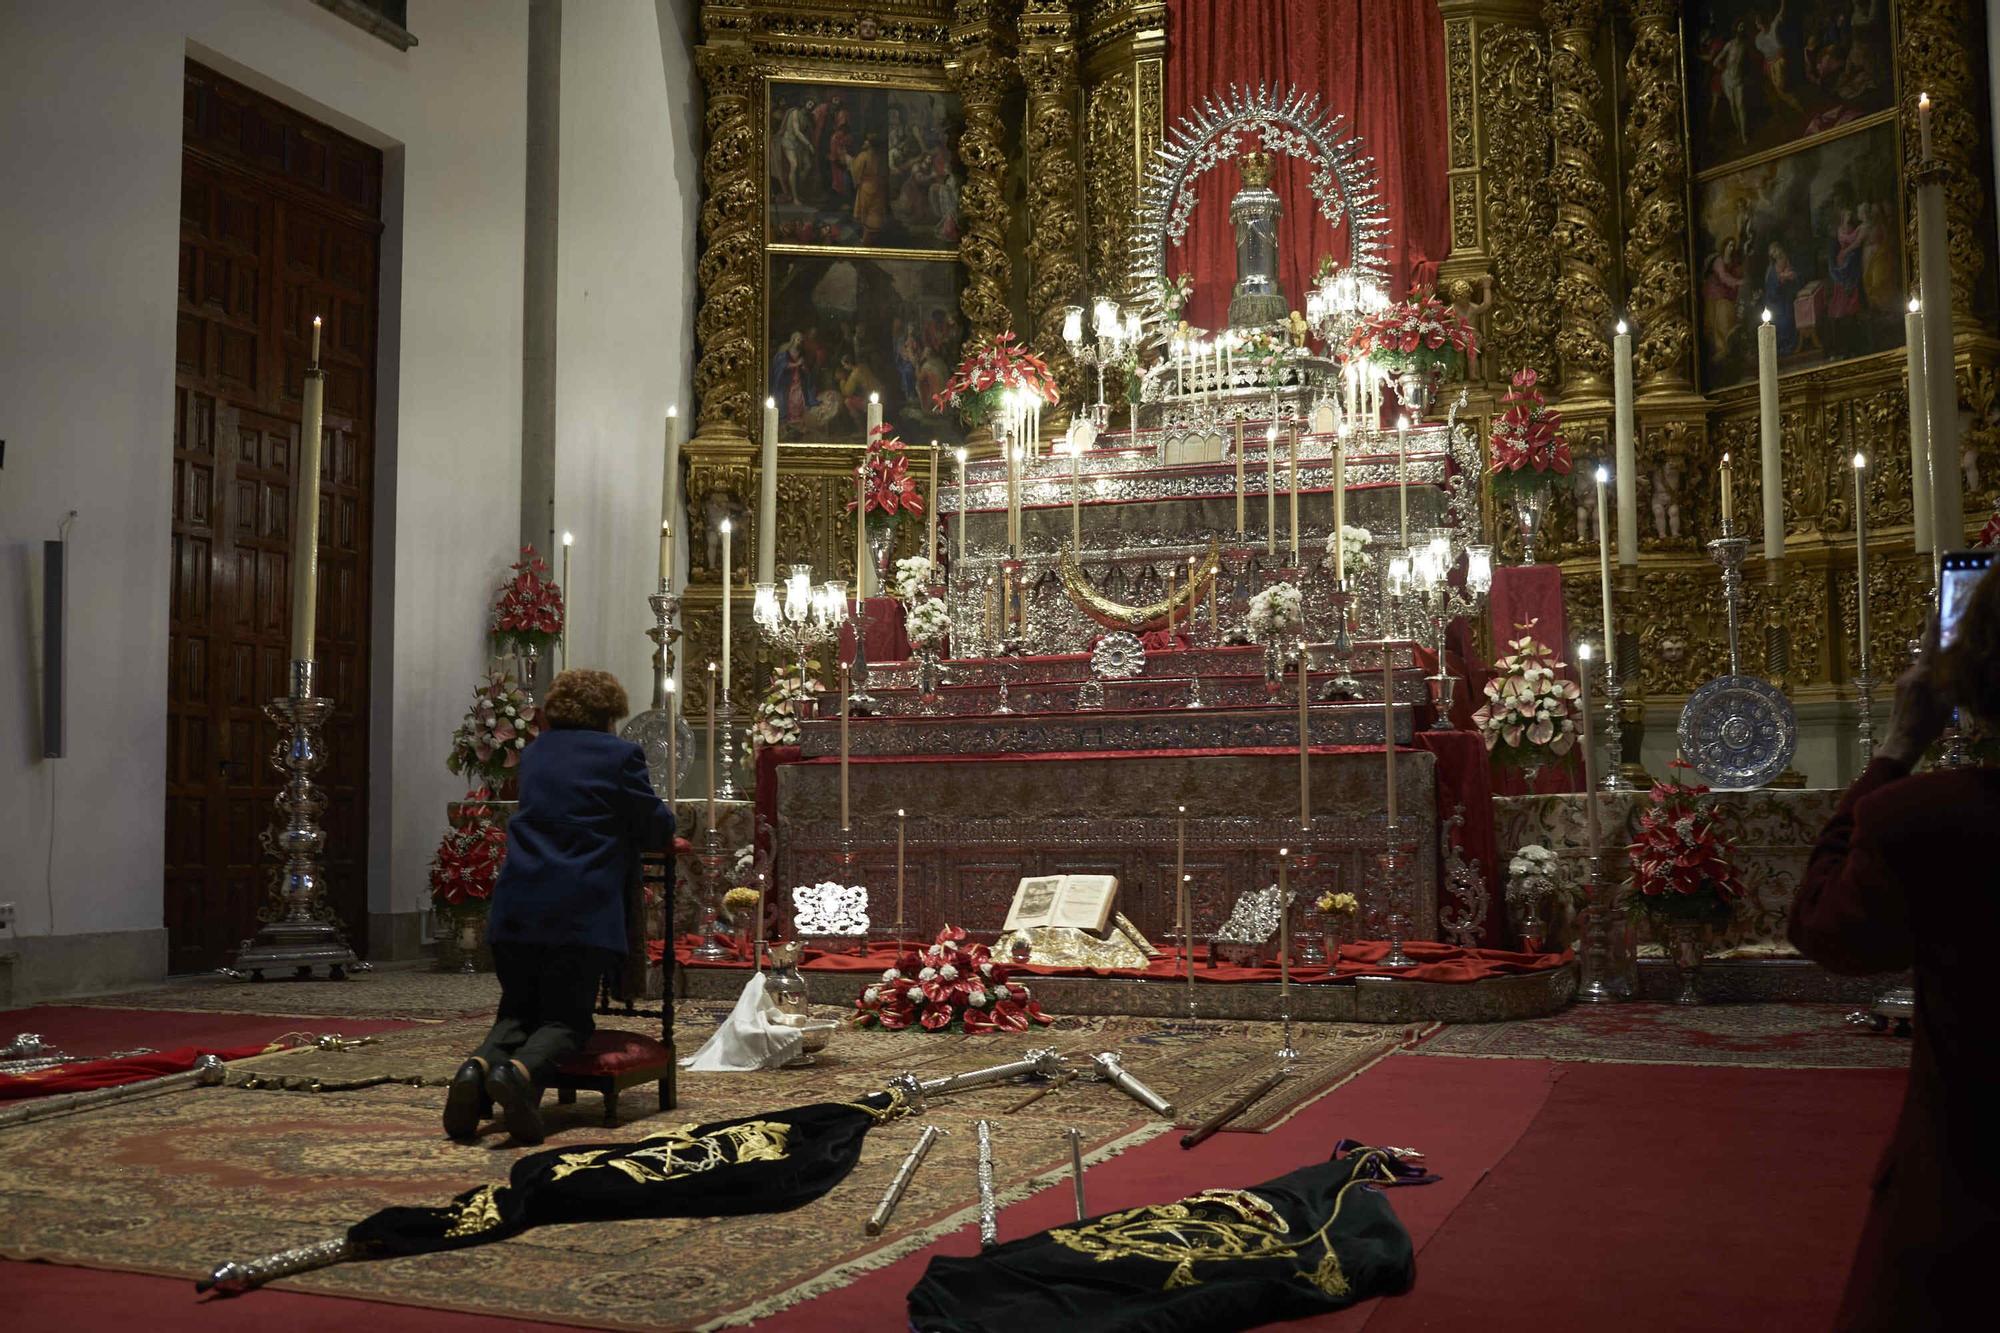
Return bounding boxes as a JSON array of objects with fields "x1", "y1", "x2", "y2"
[
  {"x1": 1245, "y1": 581, "x2": 1304, "y2": 642},
  {"x1": 1508, "y1": 843, "x2": 1557, "y2": 881},
  {"x1": 1324, "y1": 524, "x2": 1375, "y2": 573},
  {"x1": 892, "y1": 554, "x2": 938, "y2": 604},
  {"x1": 905, "y1": 595, "x2": 952, "y2": 648},
  {"x1": 1472, "y1": 625, "x2": 1581, "y2": 763}
]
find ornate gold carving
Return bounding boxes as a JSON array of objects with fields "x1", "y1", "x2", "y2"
[
  {"x1": 1085, "y1": 68, "x2": 1137, "y2": 303},
  {"x1": 1477, "y1": 24, "x2": 1556, "y2": 379},
  {"x1": 948, "y1": 5, "x2": 1015, "y2": 342},
  {"x1": 1057, "y1": 540, "x2": 1218, "y2": 631},
  {"x1": 1444, "y1": 18, "x2": 1477, "y2": 172},
  {"x1": 693, "y1": 45, "x2": 762, "y2": 445},
  {"x1": 1020, "y1": 1, "x2": 1086, "y2": 408},
  {"x1": 1898, "y1": 0, "x2": 1985, "y2": 330},
  {"x1": 1542, "y1": 0, "x2": 1612, "y2": 398},
  {"x1": 1620, "y1": 0, "x2": 1694, "y2": 393}
]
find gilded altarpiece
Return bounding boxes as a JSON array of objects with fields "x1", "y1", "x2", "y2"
[{"x1": 698, "y1": 0, "x2": 1997, "y2": 723}]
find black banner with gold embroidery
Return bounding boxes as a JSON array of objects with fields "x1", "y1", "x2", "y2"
[
  {"x1": 907, "y1": 1146, "x2": 1429, "y2": 1332},
  {"x1": 348, "y1": 1091, "x2": 909, "y2": 1257}
]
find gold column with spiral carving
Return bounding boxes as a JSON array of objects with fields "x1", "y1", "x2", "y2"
[
  {"x1": 1898, "y1": 0, "x2": 1986, "y2": 337},
  {"x1": 1020, "y1": 0, "x2": 1086, "y2": 415},
  {"x1": 1542, "y1": 0, "x2": 1613, "y2": 401},
  {"x1": 948, "y1": 1, "x2": 1016, "y2": 349}
]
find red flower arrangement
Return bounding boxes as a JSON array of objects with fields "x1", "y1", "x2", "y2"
[
  {"x1": 1487, "y1": 368, "x2": 1571, "y2": 496},
  {"x1": 1346, "y1": 295, "x2": 1478, "y2": 374},
  {"x1": 932, "y1": 332, "x2": 1060, "y2": 423},
  {"x1": 1626, "y1": 761, "x2": 1747, "y2": 923},
  {"x1": 490, "y1": 546, "x2": 566, "y2": 655},
  {"x1": 850, "y1": 424, "x2": 925, "y2": 528},
  {"x1": 852, "y1": 925, "x2": 1054, "y2": 1033},
  {"x1": 428, "y1": 789, "x2": 508, "y2": 910}
]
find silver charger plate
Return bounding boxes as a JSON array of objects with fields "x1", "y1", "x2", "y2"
[
  {"x1": 621, "y1": 706, "x2": 695, "y2": 800},
  {"x1": 1676, "y1": 675, "x2": 1798, "y2": 791}
]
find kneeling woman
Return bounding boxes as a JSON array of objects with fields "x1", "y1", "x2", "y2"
[{"x1": 445, "y1": 668, "x2": 674, "y2": 1144}]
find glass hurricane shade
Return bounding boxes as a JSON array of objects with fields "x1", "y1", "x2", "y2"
[
  {"x1": 1387, "y1": 554, "x2": 1412, "y2": 597},
  {"x1": 1062, "y1": 305, "x2": 1085, "y2": 346},
  {"x1": 754, "y1": 582, "x2": 778, "y2": 628},
  {"x1": 786, "y1": 565, "x2": 814, "y2": 621},
  {"x1": 1093, "y1": 299, "x2": 1120, "y2": 339},
  {"x1": 1466, "y1": 544, "x2": 1494, "y2": 597}
]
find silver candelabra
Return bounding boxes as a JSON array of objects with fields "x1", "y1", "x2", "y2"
[
  {"x1": 622, "y1": 583, "x2": 692, "y2": 800},
  {"x1": 228, "y1": 660, "x2": 358, "y2": 981},
  {"x1": 1708, "y1": 523, "x2": 1749, "y2": 675}
]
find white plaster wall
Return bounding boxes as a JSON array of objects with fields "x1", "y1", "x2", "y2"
[
  {"x1": 0, "y1": 0, "x2": 528, "y2": 984},
  {"x1": 553, "y1": 0, "x2": 700, "y2": 701}
]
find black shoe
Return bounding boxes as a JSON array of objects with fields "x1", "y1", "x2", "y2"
[
  {"x1": 485, "y1": 1062, "x2": 546, "y2": 1146},
  {"x1": 443, "y1": 1059, "x2": 492, "y2": 1142}
]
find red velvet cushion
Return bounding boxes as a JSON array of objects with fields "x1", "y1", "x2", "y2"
[{"x1": 552, "y1": 1029, "x2": 672, "y2": 1076}]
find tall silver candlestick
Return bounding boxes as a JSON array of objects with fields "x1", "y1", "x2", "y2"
[
  {"x1": 229, "y1": 659, "x2": 358, "y2": 980},
  {"x1": 1707, "y1": 522, "x2": 1748, "y2": 675},
  {"x1": 1853, "y1": 455, "x2": 1875, "y2": 765},
  {"x1": 974, "y1": 1118, "x2": 1000, "y2": 1247},
  {"x1": 622, "y1": 584, "x2": 690, "y2": 799}
]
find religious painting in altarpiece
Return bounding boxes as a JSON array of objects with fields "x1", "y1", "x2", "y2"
[
  {"x1": 1686, "y1": 0, "x2": 1896, "y2": 168},
  {"x1": 1692, "y1": 119, "x2": 1906, "y2": 391}
]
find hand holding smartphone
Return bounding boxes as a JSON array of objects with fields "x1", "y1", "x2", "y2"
[{"x1": 1940, "y1": 550, "x2": 1996, "y2": 649}]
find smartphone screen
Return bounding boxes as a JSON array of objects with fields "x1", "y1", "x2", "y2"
[{"x1": 1940, "y1": 550, "x2": 1996, "y2": 648}]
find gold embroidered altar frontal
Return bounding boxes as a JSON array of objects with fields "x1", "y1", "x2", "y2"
[{"x1": 776, "y1": 749, "x2": 1439, "y2": 942}]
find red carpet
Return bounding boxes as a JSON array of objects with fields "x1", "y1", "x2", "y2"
[
  {"x1": 0, "y1": 1006, "x2": 419, "y2": 1058},
  {"x1": 0, "y1": 1052, "x2": 1905, "y2": 1333}
]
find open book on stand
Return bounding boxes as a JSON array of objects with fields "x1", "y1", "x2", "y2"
[{"x1": 1003, "y1": 874, "x2": 1120, "y2": 933}]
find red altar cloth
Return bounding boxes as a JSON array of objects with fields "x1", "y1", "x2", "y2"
[
  {"x1": 659, "y1": 936, "x2": 1567, "y2": 986},
  {"x1": 840, "y1": 596, "x2": 909, "y2": 664},
  {"x1": 1489, "y1": 564, "x2": 1571, "y2": 672},
  {"x1": 757, "y1": 738, "x2": 1518, "y2": 947}
]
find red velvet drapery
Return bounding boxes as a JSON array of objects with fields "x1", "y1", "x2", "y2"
[{"x1": 1165, "y1": 0, "x2": 1450, "y2": 329}]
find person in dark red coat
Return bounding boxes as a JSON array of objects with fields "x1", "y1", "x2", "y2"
[
  {"x1": 1792, "y1": 578, "x2": 2000, "y2": 1331},
  {"x1": 444, "y1": 669, "x2": 674, "y2": 1146}
]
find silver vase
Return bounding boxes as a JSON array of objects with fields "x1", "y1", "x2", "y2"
[
  {"x1": 1512, "y1": 487, "x2": 1549, "y2": 566},
  {"x1": 1394, "y1": 368, "x2": 1437, "y2": 420},
  {"x1": 1662, "y1": 920, "x2": 1708, "y2": 1006}
]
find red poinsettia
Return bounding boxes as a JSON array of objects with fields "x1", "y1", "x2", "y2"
[
  {"x1": 490, "y1": 545, "x2": 566, "y2": 653},
  {"x1": 852, "y1": 923, "x2": 1054, "y2": 1032},
  {"x1": 849, "y1": 424, "x2": 924, "y2": 524},
  {"x1": 932, "y1": 331, "x2": 1061, "y2": 417},
  {"x1": 1347, "y1": 295, "x2": 1478, "y2": 370},
  {"x1": 1627, "y1": 760, "x2": 1747, "y2": 922},
  {"x1": 428, "y1": 788, "x2": 509, "y2": 908},
  {"x1": 1487, "y1": 368, "x2": 1571, "y2": 494}
]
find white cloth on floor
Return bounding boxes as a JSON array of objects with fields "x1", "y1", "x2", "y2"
[{"x1": 679, "y1": 971, "x2": 806, "y2": 1071}]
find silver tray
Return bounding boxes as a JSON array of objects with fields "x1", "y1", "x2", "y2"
[{"x1": 1676, "y1": 675, "x2": 1798, "y2": 791}]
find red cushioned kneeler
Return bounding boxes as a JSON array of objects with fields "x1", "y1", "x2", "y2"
[{"x1": 543, "y1": 848, "x2": 678, "y2": 1123}]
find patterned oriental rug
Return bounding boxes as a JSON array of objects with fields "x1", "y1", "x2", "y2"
[
  {"x1": 0, "y1": 1011, "x2": 1396, "y2": 1331},
  {"x1": 82, "y1": 969, "x2": 503, "y2": 1021},
  {"x1": 1411, "y1": 1002, "x2": 1912, "y2": 1069}
]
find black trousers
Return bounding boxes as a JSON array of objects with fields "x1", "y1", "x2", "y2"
[{"x1": 473, "y1": 942, "x2": 618, "y2": 1082}]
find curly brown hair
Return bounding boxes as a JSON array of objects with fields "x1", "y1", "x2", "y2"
[
  {"x1": 1938, "y1": 564, "x2": 2000, "y2": 728},
  {"x1": 543, "y1": 669, "x2": 630, "y2": 731}
]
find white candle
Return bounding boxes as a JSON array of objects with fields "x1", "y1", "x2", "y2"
[
  {"x1": 1757, "y1": 311, "x2": 1783, "y2": 561},
  {"x1": 861, "y1": 394, "x2": 881, "y2": 596},
  {"x1": 1396, "y1": 416, "x2": 1410, "y2": 548},
  {"x1": 1006, "y1": 440, "x2": 1021, "y2": 556},
  {"x1": 896, "y1": 807, "x2": 906, "y2": 925},
  {"x1": 1916, "y1": 174, "x2": 1963, "y2": 551},
  {"x1": 759, "y1": 397, "x2": 778, "y2": 583},
  {"x1": 956, "y1": 447, "x2": 969, "y2": 564},
  {"x1": 1854, "y1": 453, "x2": 1872, "y2": 680},
  {"x1": 1277, "y1": 850, "x2": 1291, "y2": 992},
  {"x1": 927, "y1": 441, "x2": 940, "y2": 567},
  {"x1": 1234, "y1": 420, "x2": 1247, "y2": 536},
  {"x1": 1612, "y1": 320, "x2": 1637, "y2": 565},
  {"x1": 1595, "y1": 465, "x2": 1616, "y2": 681},
  {"x1": 1906, "y1": 299, "x2": 1934, "y2": 554},
  {"x1": 1175, "y1": 805, "x2": 1187, "y2": 933},
  {"x1": 1720, "y1": 453, "x2": 1735, "y2": 529},
  {"x1": 1918, "y1": 91, "x2": 1934, "y2": 161},
  {"x1": 1331, "y1": 429, "x2": 1348, "y2": 582},
  {"x1": 717, "y1": 521, "x2": 732, "y2": 688},
  {"x1": 661, "y1": 405, "x2": 682, "y2": 586},
  {"x1": 289, "y1": 315, "x2": 325, "y2": 665},
  {"x1": 706, "y1": 662, "x2": 718, "y2": 835},
  {"x1": 560, "y1": 530, "x2": 573, "y2": 671},
  {"x1": 1069, "y1": 434, "x2": 1082, "y2": 549},
  {"x1": 839, "y1": 663, "x2": 851, "y2": 831},
  {"x1": 1288, "y1": 428, "x2": 1300, "y2": 563},
  {"x1": 664, "y1": 675, "x2": 678, "y2": 802},
  {"x1": 1298, "y1": 652, "x2": 1311, "y2": 827},
  {"x1": 1265, "y1": 426, "x2": 1277, "y2": 555},
  {"x1": 1577, "y1": 642, "x2": 1601, "y2": 859}
]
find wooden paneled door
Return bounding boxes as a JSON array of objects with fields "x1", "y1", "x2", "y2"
[{"x1": 167, "y1": 63, "x2": 382, "y2": 972}]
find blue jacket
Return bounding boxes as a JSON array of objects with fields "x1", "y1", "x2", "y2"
[{"x1": 485, "y1": 728, "x2": 675, "y2": 955}]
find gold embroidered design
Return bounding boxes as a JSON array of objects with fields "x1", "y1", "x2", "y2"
[
  {"x1": 444, "y1": 1182, "x2": 505, "y2": 1238},
  {"x1": 845, "y1": 1086, "x2": 915, "y2": 1124},
  {"x1": 1047, "y1": 1154, "x2": 1389, "y2": 1293},
  {"x1": 596, "y1": 1120, "x2": 792, "y2": 1185}
]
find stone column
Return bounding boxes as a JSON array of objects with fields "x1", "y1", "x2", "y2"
[
  {"x1": 1020, "y1": 0, "x2": 1086, "y2": 414},
  {"x1": 948, "y1": 1, "x2": 1016, "y2": 347}
]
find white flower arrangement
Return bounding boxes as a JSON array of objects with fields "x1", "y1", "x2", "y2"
[
  {"x1": 892, "y1": 555, "x2": 938, "y2": 603},
  {"x1": 791, "y1": 881, "x2": 871, "y2": 936},
  {"x1": 1472, "y1": 627, "x2": 1581, "y2": 761},
  {"x1": 1324, "y1": 524, "x2": 1376, "y2": 573},
  {"x1": 1509, "y1": 843, "x2": 1557, "y2": 880},
  {"x1": 750, "y1": 660, "x2": 822, "y2": 753},
  {"x1": 1245, "y1": 581, "x2": 1304, "y2": 642},
  {"x1": 904, "y1": 594, "x2": 952, "y2": 648}
]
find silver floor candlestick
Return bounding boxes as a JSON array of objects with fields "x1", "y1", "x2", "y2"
[{"x1": 228, "y1": 660, "x2": 358, "y2": 981}]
